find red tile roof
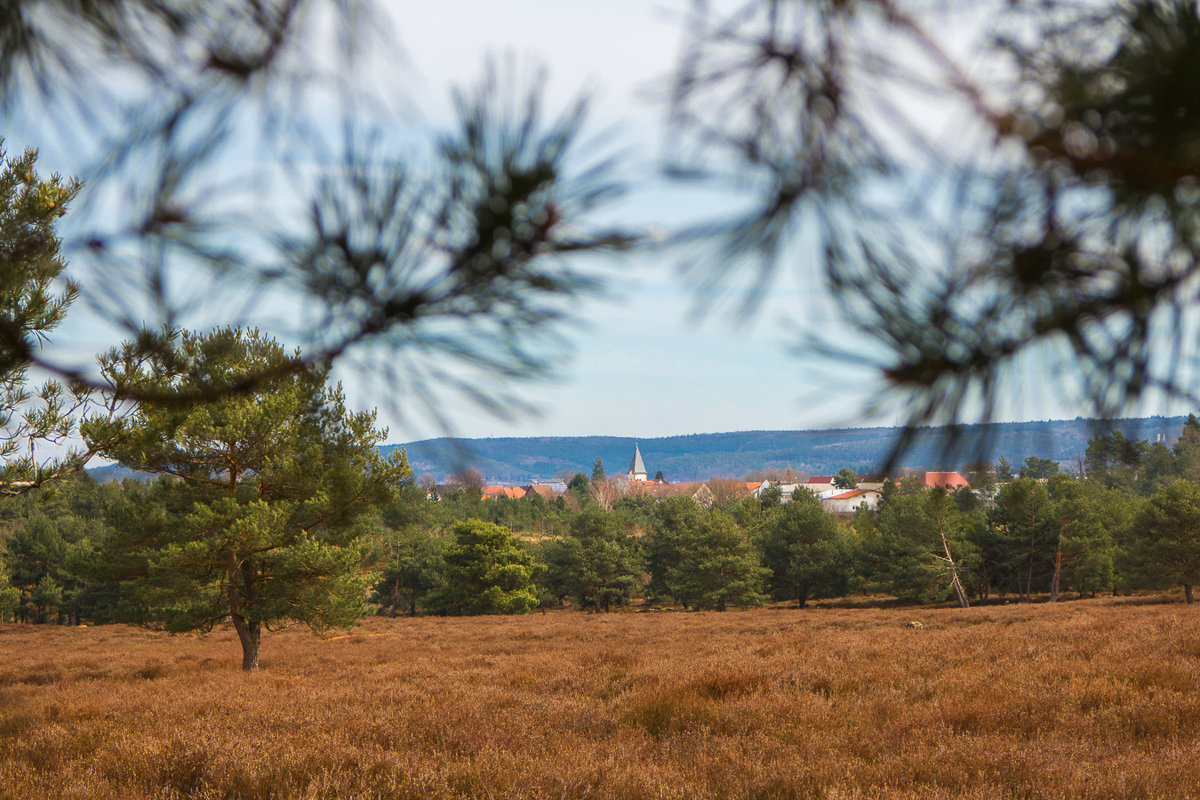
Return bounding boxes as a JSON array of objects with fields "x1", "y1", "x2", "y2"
[
  {"x1": 482, "y1": 486, "x2": 526, "y2": 500},
  {"x1": 827, "y1": 488, "x2": 880, "y2": 500},
  {"x1": 922, "y1": 471, "x2": 971, "y2": 490}
]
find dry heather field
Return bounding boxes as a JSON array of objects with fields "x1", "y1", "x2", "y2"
[{"x1": 2, "y1": 599, "x2": 1198, "y2": 800}]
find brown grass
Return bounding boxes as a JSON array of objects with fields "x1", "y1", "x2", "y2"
[{"x1": 2, "y1": 597, "x2": 1199, "y2": 799}]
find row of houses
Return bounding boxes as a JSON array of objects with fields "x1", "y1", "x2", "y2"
[
  {"x1": 467, "y1": 444, "x2": 973, "y2": 515},
  {"x1": 753, "y1": 471, "x2": 971, "y2": 513}
]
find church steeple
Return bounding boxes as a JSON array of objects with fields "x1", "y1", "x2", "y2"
[{"x1": 627, "y1": 443, "x2": 648, "y2": 482}]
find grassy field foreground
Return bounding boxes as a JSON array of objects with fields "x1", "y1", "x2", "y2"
[{"x1": 2, "y1": 599, "x2": 1198, "y2": 800}]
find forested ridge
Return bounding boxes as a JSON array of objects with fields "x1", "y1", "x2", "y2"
[{"x1": 391, "y1": 417, "x2": 1192, "y2": 483}]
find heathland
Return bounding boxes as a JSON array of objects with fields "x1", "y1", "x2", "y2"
[{"x1": 3, "y1": 597, "x2": 1197, "y2": 800}]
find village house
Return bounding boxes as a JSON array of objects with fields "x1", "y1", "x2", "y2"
[
  {"x1": 754, "y1": 471, "x2": 969, "y2": 508},
  {"x1": 821, "y1": 488, "x2": 883, "y2": 514},
  {"x1": 481, "y1": 486, "x2": 526, "y2": 500},
  {"x1": 522, "y1": 482, "x2": 566, "y2": 500},
  {"x1": 922, "y1": 471, "x2": 972, "y2": 490},
  {"x1": 459, "y1": 446, "x2": 972, "y2": 510}
]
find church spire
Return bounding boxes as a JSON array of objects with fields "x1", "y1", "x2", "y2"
[{"x1": 627, "y1": 442, "x2": 647, "y2": 481}]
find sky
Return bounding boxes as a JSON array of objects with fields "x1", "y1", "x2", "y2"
[
  {"x1": 359, "y1": 0, "x2": 882, "y2": 441},
  {"x1": 14, "y1": 0, "x2": 1175, "y2": 448}
]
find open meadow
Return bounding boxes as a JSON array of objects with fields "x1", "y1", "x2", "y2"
[{"x1": 2, "y1": 598, "x2": 1198, "y2": 800}]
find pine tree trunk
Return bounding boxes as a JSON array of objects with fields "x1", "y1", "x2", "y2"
[
  {"x1": 228, "y1": 551, "x2": 262, "y2": 671},
  {"x1": 1185, "y1": 584, "x2": 1195, "y2": 604},
  {"x1": 234, "y1": 617, "x2": 261, "y2": 671},
  {"x1": 1025, "y1": 503, "x2": 1038, "y2": 602},
  {"x1": 1049, "y1": 547, "x2": 1062, "y2": 602}
]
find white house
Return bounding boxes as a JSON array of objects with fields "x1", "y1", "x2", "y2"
[{"x1": 821, "y1": 488, "x2": 883, "y2": 513}]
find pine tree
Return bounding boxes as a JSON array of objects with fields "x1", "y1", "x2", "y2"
[
  {"x1": 86, "y1": 328, "x2": 406, "y2": 670},
  {"x1": 0, "y1": 143, "x2": 98, "y2": 497},
  {"x1": 565, "y1": 506, "x2": 641, "y2": 612},
  {"x1": 427, "y1": 519, "x2": 541, "y2": 615},
  {"x1": 759, "y1": 492, "x2": 855, "y2": 607},
  {"x1": 1127, "y1": 480, "x2": 1200, "y2": 604},
  {"x1": 667, "y1": 510, "x2": 767, "y2": 611}
]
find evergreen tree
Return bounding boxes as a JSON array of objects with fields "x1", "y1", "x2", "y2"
[
  {"x1": 1044, "y1": 474, "x2": 1116, "y2": 600},
  {"x1": 644, "y1": 497, "x2": 705, "y2": 604},
  {"x1": 667, "y1": 510, "x2": 767, "y2": 611},
  {"x1": 832, "y1": 468, "x2": 858, "y2": 490},
  {"x1": 1174, "y1": 414, "x2": 1200, "y2": 481},
  {"x1": 563, "y1": 507, "x2": 641, "y2": 612},
  {"x1": 990, "y1": 479, "x2": 1057, "y2": 600},
  {"x1": 865, "y1": 488, "x2": 978, "y2": 605},
  {"x1": 1018, "y1": 457, "x2": 1060, "y2": 480},
  {"x1": 1127, "y1": 480, "x2": 1200, "y2": 603},
  {"x1": 0, "y1": 558, "x2": 17, "y2": 621},
  {"x1": 758, "y1": 492, "x2": 855, "y2": 607},
  {"x1": 428, "y1": 519, "x2": 541, "y2": 615},
  {"x1": 535, "y1": 536, "x2": 584, "y2": 608},
  {"x1": 4, "y1": 512, "x2": 94, "y2": 623},
  {"x1": 85, "y1": 328, "x2": 405, "y2": 670},
  {"x1": 0, "y1": 143, "x2": 100, "y2": 497},
  {"x1": 1084, "y1": 430, "x2": 1148, "y2": 493},
  {"x1": 371, "y1": 527, "x2": 447, "y2": 617}
]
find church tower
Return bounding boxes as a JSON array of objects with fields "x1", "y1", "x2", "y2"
[{"x1": 627, "y1": 443, "x2": 648, "y2": 482}]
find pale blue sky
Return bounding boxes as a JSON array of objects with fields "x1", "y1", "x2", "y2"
[
  {"x1": 361, "y1": 0, "x2": 883, "y2": 440},
  {"x1": 15, "y1": 0, "x2": 1172, "y2": 445}
]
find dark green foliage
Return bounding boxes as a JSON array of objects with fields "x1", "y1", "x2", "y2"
[
  {"x1": 1085, "y1": 430, "x2": 1149, "y2": 493},
  {"x1": 563, "y1": 507, "x2": 641, "y2": 611},
  {"x1": 1019, "y1": 457, "x2": 1060, "y2": 480},
  {"x1": 14, "y1": 414, "x2": 1200, "y2": 625},
  {"x1": 1044, "y1": 475, "x2": 1118, "y2": 599},
  {"x1": 666, "y1": 510, "x2": 767, "y2": 611},
  {"x1": 644, "y1": 497, "x2": 706, "y2": 604},
  {"x1": 371, "y1": 527, "x2": 447, "y2": 617},
  {"x1": 567, "y1": 472, "x2": 591, "y2": 506},
  {"x1": 759, "y1": 493, "x2": 855, "y2": 607},
  {"x1": 428, "y1": 519, "x2": 541, "y2": 615},
  {"x1": 85, "y1": 328, "x2": 405, "y2": 670},
  {"x1": 0, "y1": 143, "x2": 94, "y2": 496},
  {"x1": 758, "y1": 484, "x2": 782, "y2": 508},
  {"x1": 1127, "y1": 480, "x2": 1200, "y2": 603},
  {"x1": 0, "y1": 563, "x2": 17, "y2": 620},
  {"x1": 989, "y1": 479, "x2": 1056, "y2": 600},
  {"x1": 1174, "y1": 415, "x2": 1200, "y2": 481},
  {"x1": 535, "y1": 536, "x2": 583, "y2": 608},
  {"x1": 864, "y1": 488, "x2": 978, "y2": 604},
  {"x1": 832, "y1": 468, "x2": 858, "y2": 490},
  {"x1": 4, "y1": 512, "x2": 92, "y2": 623}
]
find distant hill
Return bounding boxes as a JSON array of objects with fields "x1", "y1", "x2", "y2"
[
  {"x1": 86, "y1": 464, "x2": 156, "y2": 483},
  {"x1": 386, "y1": 416, "x2": 1193, "y2": 484}
]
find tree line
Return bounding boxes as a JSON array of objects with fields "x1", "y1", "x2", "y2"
[{"x1": 7, "y1": 412, "x2": 1200, "y2": 670}]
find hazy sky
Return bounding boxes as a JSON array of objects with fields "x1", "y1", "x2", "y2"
[
  {"x1": 16, "y1": 1, "x2": 1155, "y2": 446},
  {"x1": 366, "y1": 0, "x2": 883, "y2": 441}
]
